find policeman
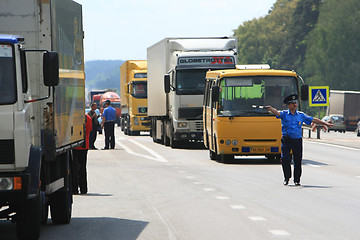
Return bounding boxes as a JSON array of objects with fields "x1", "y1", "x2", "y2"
[
  {"x1": 101, "y1": 100, "x2": 116, "y2": 149},
  {"x1": 266, "y1": 94, "x2": 333, "y2": 186}
]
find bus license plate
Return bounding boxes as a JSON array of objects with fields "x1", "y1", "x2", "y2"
[{"x1": 250, "y1": 147, "x2": 270, "y2": 153}]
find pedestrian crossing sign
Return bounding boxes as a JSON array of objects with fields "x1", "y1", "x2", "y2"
[{"x1": 309, "y1": 86, "x2": 329, "y2": 107}]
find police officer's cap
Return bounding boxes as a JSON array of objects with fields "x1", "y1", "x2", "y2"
[
  {"x1": 283, "y1": 94, "x2": 298, "y2": 104},
  {"x1": 105, "y1": 100, "x2": 111, "y2": 104}
]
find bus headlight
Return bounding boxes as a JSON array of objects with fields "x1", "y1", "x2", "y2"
[
  {"x1": 232, "y1": 140, "x2": 238, "y2": 146},
  {"x1": 225, "y1": 140, "x2": 231, "y2": 145}
]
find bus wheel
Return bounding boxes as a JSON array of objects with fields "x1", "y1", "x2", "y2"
[
  {"x1": 209, "y1": 150, "x2": 217, "y2": 160},
  {"x1": 218, "y1": 154, "x2": 234, "y2": 164}
]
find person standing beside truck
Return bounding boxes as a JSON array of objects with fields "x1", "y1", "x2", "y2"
[
  {"x1": 72, "y1": 114, "x2": 92, "y2": 195},
  {"x1": 266, "y1": 94, "x2": 333, "y2": 186},
  {"x1": 102, "y1": 100, "x2": 116, "y2": 149},
  {"x1": 88, "y1": 102, "x2": 99, "y2": 149}
]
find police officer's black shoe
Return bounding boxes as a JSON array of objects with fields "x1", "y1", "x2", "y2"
[
  {"x1": 294, "y1": 182, "x2": 301, "y2": 186},
  {"x1": 283, "y1": 179, "x2": 289, "y2": 185}
]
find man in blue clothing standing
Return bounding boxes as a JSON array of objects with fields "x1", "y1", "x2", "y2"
[
  {"x1": 101, "y1": 100, "x2": 116, "y2": 149},
  {"x1": 266, "y1": 94, "x2": 333, "y2": 186}
]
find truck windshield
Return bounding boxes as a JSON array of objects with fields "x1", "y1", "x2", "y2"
[
  {"x1": 176, "y1": 69, "x2": 207, "y2": 95},
  {"x1": 218, "y1": 76, "x2": 298, "y2": 117},
  {"x1": 0, "y1": 44, "x2": 16, "y2": 105},
  {"x1": 132, "y1": 81, "x2": 147, "y2": 98}
]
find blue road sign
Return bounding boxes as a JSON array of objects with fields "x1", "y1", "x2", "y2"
[{"x1": 309, "y1": 86, "x2": 329, "y2": 107}]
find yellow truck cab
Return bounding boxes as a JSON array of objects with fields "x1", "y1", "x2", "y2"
[
  {"x1": 203, "y1": 65, "x2": 307, "y2": 163},
  {"x1": 120, "y1": 60, "x2": 150, "y2": 135}
]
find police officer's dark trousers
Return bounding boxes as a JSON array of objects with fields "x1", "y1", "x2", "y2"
[
  {"x1": 281, "y1": 138, "x2": 303, "y2": 183},
  {"x1": 104, "y1": 121, "x2": 115, "y2": 149}
]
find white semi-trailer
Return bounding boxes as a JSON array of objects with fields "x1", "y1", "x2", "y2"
[
  {"x1": 0, "y1": 0, "x2": 85, "y2": 239},
  {"x1": 147, "y1": 37, "x2": 237, "y2": 147}
]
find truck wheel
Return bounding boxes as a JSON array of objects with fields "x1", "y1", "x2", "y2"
[
  {"x1": 41, "y1": 191, "x2": 49, "y2": 225},
  {"x1": 120, "y1": 118, "x2": 125, "y2": 131},
  {"x1": 50, "y1": 188, "x2": 72, "y2": 224},
  {"x1": 126, "y1": 116, "x2": 133, "y2": 136},
  {"x1": 169, "y1": 125, "x2": 178, "y2": 148},
  {"x1": 163, "y1": 122, "x2": 170, "y2": 146},
  {"x1": 50, "y1": 153, "x2": 72, "y2": 224},
  {"x1": 16, "y1": 193, "x2": 42, "y2": 240}
]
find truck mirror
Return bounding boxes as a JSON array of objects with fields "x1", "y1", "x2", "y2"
[
  {"x1": 164, "y1": 74, "x2": 170, "y2": 93},
  {"x1": 212, "y1": 86, "x2": 219, "y2": 102},
  {"x1": 301, "y1": 85, "x2": 309, "y2": 101},
  {"x1": 43, "y1": 51, "x2": 59, "y2": 87}
]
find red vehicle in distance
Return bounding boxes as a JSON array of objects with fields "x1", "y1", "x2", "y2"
[{"x1": 100, "y1": 91, "x2": 121, "y2": 126}]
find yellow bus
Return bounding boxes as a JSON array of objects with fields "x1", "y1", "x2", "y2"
[{"x1": 203, "y1": 65, "x2": 307, "y2": 163}]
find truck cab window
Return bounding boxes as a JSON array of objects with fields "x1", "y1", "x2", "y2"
[
  {"x1": 0, "y1": 44, "x2": 17, "y2": 104},
  {"x1": 132, "y1": 81, "x2": 147, "y2": 98},
  {"x1": 176, "y1": 69, "x2": 207, "y2": 95}
]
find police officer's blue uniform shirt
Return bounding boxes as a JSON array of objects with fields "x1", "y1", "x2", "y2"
[
  {"x1": 103, "y1": 106, "x2": 116, "y2": 122},
  {"x1": 277, "y1": 110, "x2": 313, "y2": 139}
]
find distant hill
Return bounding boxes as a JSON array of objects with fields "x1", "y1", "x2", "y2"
[{"x1": 85, "y1": 60, "x2": 125, "y2": 95}]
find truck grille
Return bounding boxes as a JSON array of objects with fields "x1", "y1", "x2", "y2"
[
  {"x1": 178, "y1": 107, "x2": 203, "y2": 120},
  {"x1": 0, "y1": 140, "x2": 15, "y2": 164},
  {"x1": 189, "y1": 121, "x2": 203, "y2": 132}
]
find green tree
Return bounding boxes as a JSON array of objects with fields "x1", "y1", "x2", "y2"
[
  {"x1": 304, "y1": 0, "x2": 360, "y2": 90},
  {"x1": 278, "y1": 0, "x2": 321, "y2": 70},
  {"x1": 234, "y1": 0, "x2": 299, "y2": 68}
]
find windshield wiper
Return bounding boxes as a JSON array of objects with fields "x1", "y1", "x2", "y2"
[{"x1": 230, "y1": 111, "x2": 270, "y2": 117}]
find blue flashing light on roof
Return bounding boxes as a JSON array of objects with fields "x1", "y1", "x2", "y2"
[{"x1": 0, "y1": 34, "x2": 25, "y2": 44}]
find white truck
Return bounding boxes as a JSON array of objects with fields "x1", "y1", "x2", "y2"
[
  {"x1": 0, "y1": 0, "x2": 84, "y2": 239},
  {"x1": 327, "y1": 90, "x2": 360, "y2": 130},
  {"x1": 147, "y1": 37, "x2": 237, "y2": 147}
]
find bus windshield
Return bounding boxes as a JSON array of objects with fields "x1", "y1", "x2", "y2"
[
  {"x1": 218, "y1": 76, "x2": 298, "y2": 117},
  {"x1": 132, "y1": 81, "x2": 147, "y2": 99},
  {"x1": 176, "y1": 69, "x2": 207, "y2": 95},
  {"x1": 0, "y1": 44, "x2": 16, "y2": 105}
]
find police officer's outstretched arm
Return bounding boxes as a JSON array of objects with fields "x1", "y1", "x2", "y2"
[
  {"x1": 312, "y1": 117, "x2": 335, "y2": 130},
  {"x1": 265, "y1": 105, "x2": 281, "y2": 117}
]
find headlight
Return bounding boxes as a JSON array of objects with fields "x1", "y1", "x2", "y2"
[
  {"x1": 0, "y1": 178, "x2": 13, "y2": 190},
  {"x1": 138, "y1": 107, "x2": 147, "y2": 113},
  {"x1": 232, "y1": 140, "x2": 238, "y2": 146},
  {"x1": 177, "y1": 122, "x2": 188, "y2": 128},
  {"x1": 225, "y1": 140, "x2": 231, "y2": 145},
  {"x1": 133, "y1": 117, "x2": 139, "y2": 125}
]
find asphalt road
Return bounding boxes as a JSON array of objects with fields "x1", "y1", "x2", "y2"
[{"x1": 1, "y1": 128, "x2": 359, "y2": 239}]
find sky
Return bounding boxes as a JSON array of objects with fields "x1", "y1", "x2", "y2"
[{"x1": 74, "y1": 0, "x2": 277, "y2": 62}]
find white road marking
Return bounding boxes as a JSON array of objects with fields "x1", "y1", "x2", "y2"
[
  {"x1": 356, "y1": 176, "x2": 360, "y2": 179},
  {"x1": 129, "y1": 139, "x2": 168, "y2": 162},
  {"x1": 248, "y1": 216, "x2": 266, "y2": 221},
  {"x1": 269, "y1": 230, "x2": 290, "y2": 236},
  {"x1": 115, "y1": 139, "x2": 167, "y2": 162},
  {"x1": 229, "y1": 205, "x2": 246, "y2": 210},
  {"x1": 215, "y1": 196, "x2": 230, "y2": 200},
  {"x1": 305, "y1": 164, "x2": 321, "y2": 168},
  {"x1": 186, "y1": 176, "x2": 195, "y2": 179},
  {"x1": 307, "y1": 141, "x2": 360, "y2": 151},
  {"x1": 203, "y1": 188, "x2": 216, "y2": 191},
  {"x1": 178, "y1": 170, "x2": 186, "y2": 173}
]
